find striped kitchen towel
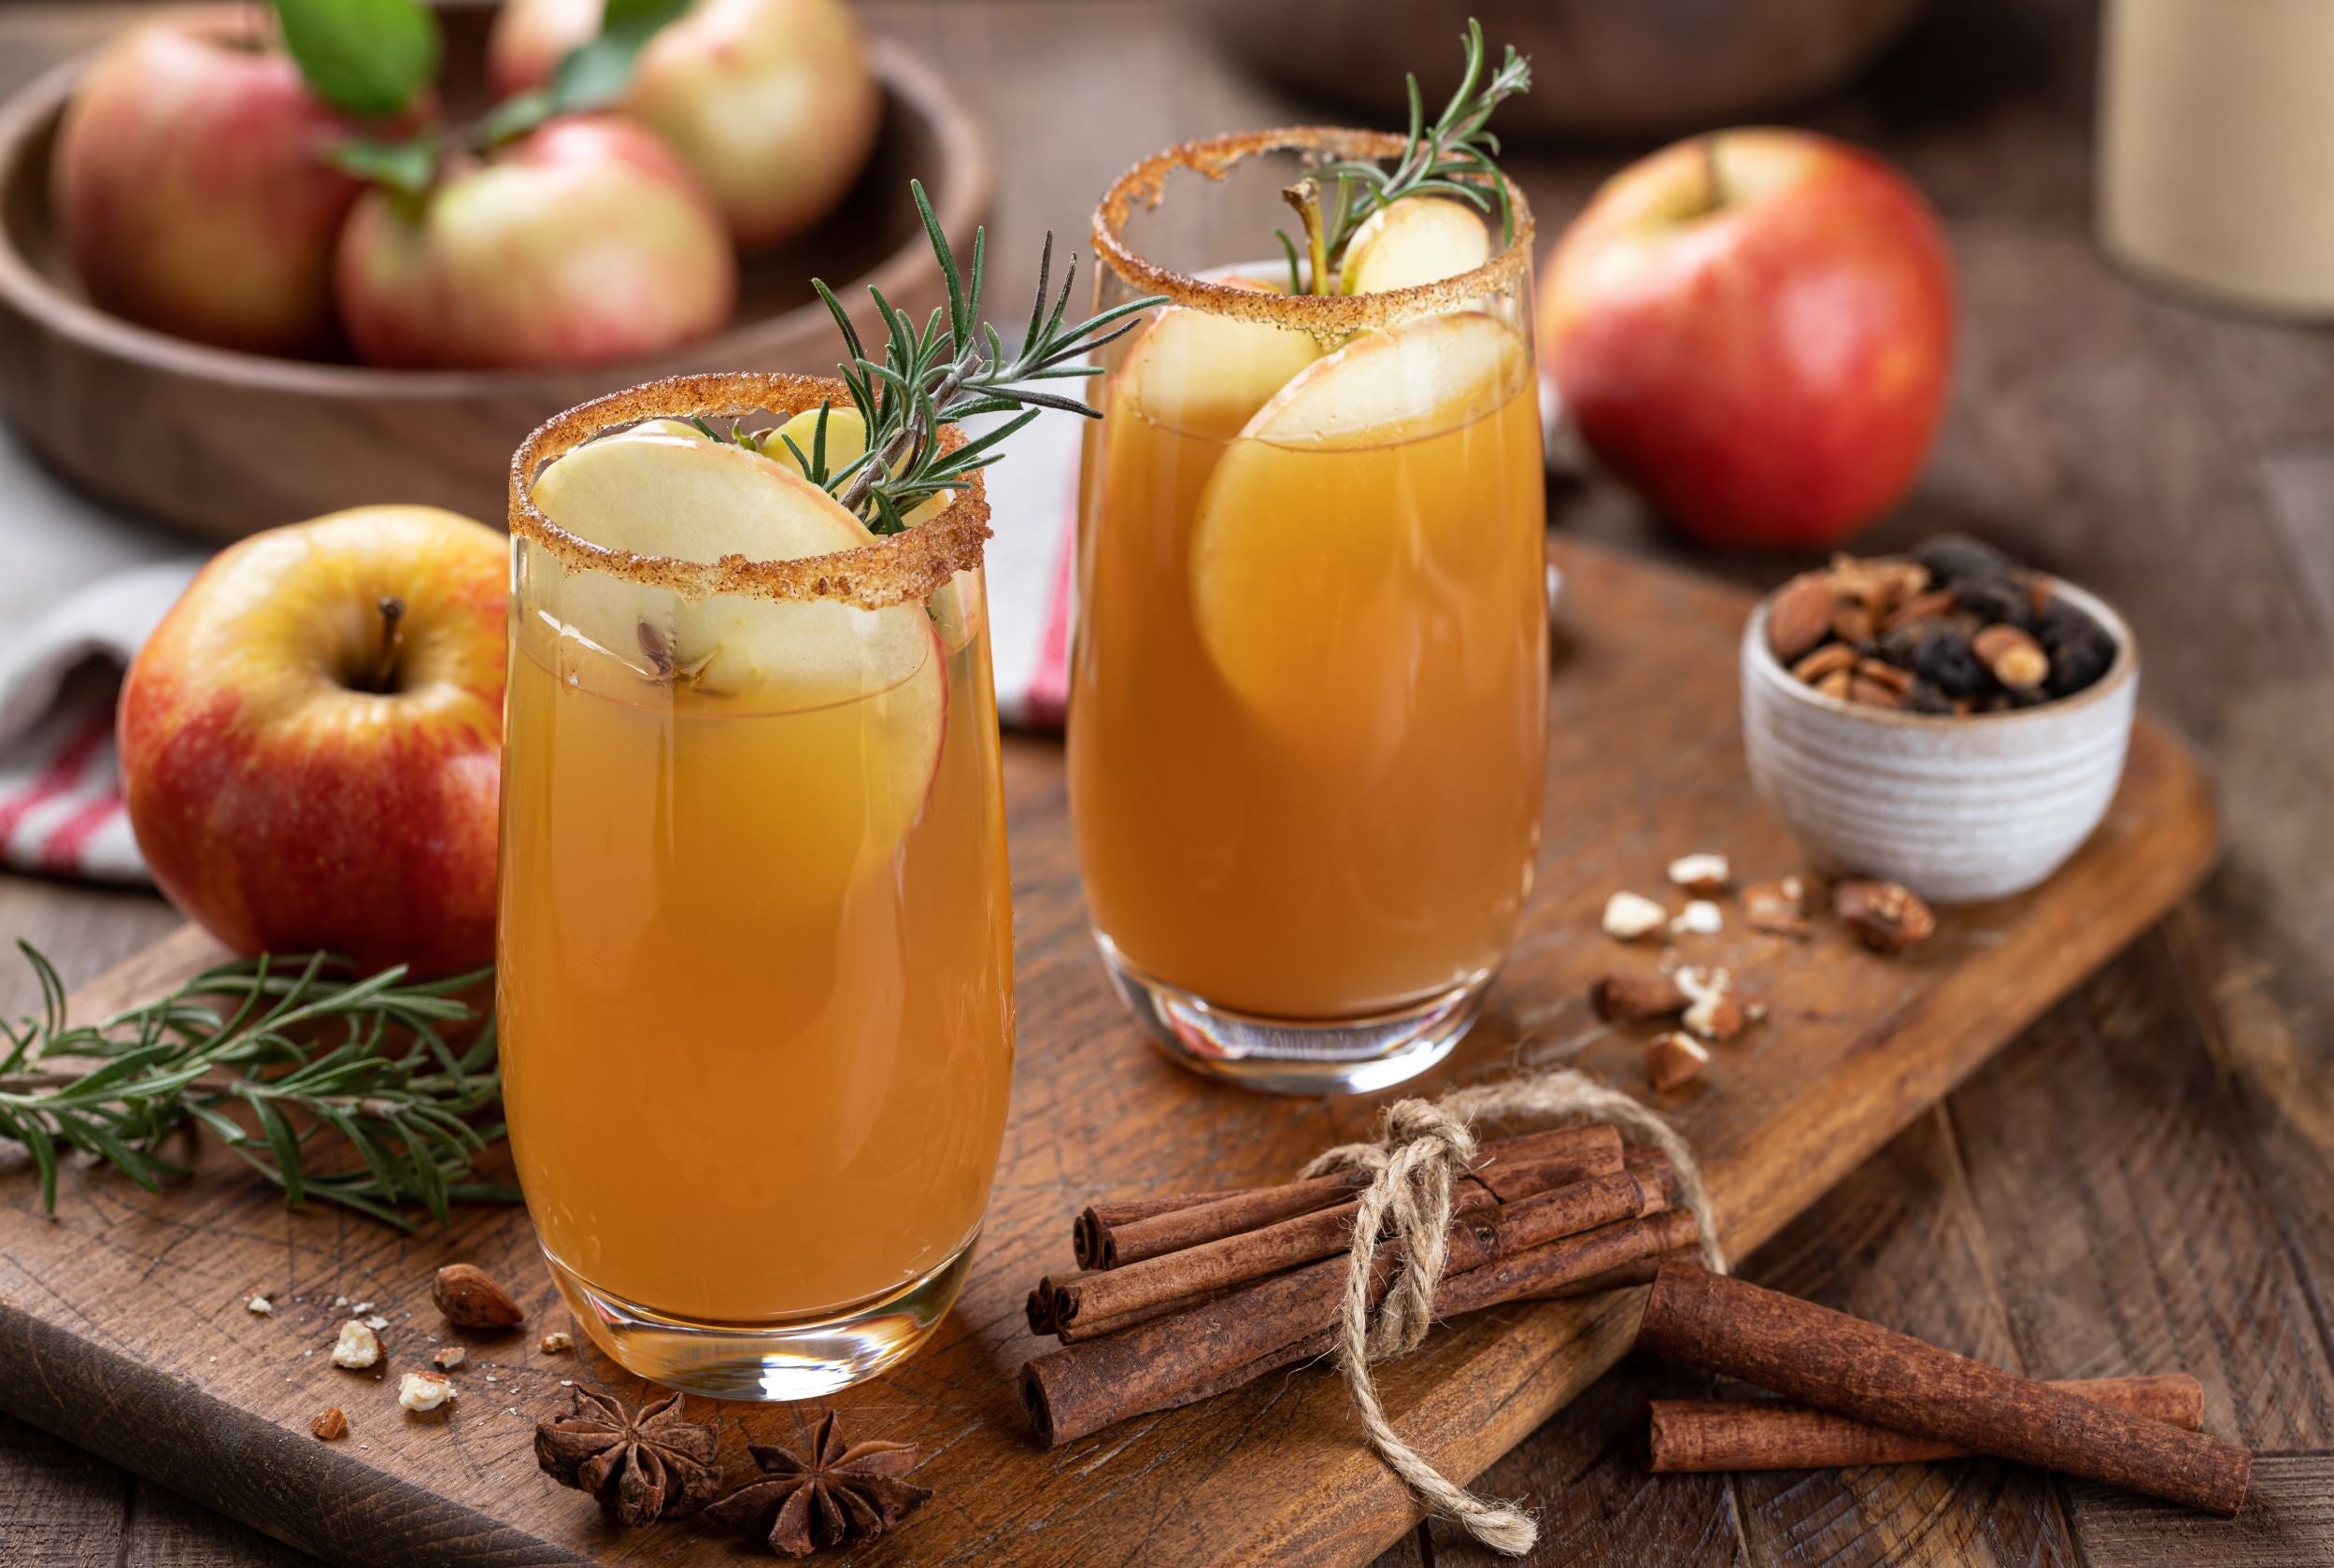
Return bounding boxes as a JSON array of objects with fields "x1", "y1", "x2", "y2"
[{"x1": 0, "y1": 561, "x2": 199, "y2": 883}]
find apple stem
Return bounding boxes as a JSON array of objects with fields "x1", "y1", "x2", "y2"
[
  {"x1": 369, "y1": 595, "x2": 406, "y2": 693},
  {"x1": 1281, "y1": 179, "x2": 1332, "y2": 296}
]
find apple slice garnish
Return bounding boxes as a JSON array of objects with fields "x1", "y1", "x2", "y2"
[
  {"x1": 1186, "y1": 311, "x2": 1529, "y2": 743},
  {"x1": 1339, "y1": 196, "x2": 1492, "y2": 296},
  {"x1": 1112, "y1": 277, "x2": 1324, "y2": 443},
  {"x1": 529, "y1": 431, "x2": 946, "y2": 846}
]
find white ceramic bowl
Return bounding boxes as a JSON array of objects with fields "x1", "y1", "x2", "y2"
[{"x1": 1741, "y1": 579, "x2": 2139, "y2": 903}]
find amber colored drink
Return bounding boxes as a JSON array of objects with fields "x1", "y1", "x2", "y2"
[
  {"x1": 497, "y1": 373, "x2": 1013, "y2": 1396},
  {"x1": 1071, "y1": 370, "x2": 1545, "y2": 1019},
  {"x1": 498, "y1": 620, "x2": 1011, "y2": 1322},
  {"x1": 1070, "y1": 130, "x2": 1547, "y2": 1090}
]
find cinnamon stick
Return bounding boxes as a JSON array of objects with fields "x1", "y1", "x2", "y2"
[
  {"x1": 1080, "y1": 1123, "x2": 1625, "y2": 1268},
  {"x1": 1635, "y1": 1264, "x2": 2249, "y2": 1515},
  {"x1": 1646, "y1": 1375, "x2": 2206, "y2": 1472},
  {"x1": 1056, "y1": 1147, "x2": 1672, "y2": 1332},
  {"x1": 1024, "y1": 1178, "x2": 1685, "y2": 1447}
]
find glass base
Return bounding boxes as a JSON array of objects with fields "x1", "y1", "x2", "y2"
[
  {"x1": 544, "y1": 1235, "x2": 976, "y2": 1401},
  {"x1": 1097, "y1": 934, "x2": 1488, "y2": 1094}
]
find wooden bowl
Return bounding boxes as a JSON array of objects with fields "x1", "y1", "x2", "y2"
[{"x1": 0, "y1": 13, "x2": 989, "y2": 540}]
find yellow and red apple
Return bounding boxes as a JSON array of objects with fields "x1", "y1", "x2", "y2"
[
  {"x1": 1540, "y1": 129, "x2": 1954, "y2": 549},
  {"x1": 488, "y1": 0, "x2": 878, "y2": 252},
  {"x1": 50, "y1": 7, "x2": 383, "y2": 356},
  {"x1": 334, "y1": 115, "x2": 735, "y2": 370},
  {"x1": 120, "y1": 506, "x2": 507, "y2": 977}
]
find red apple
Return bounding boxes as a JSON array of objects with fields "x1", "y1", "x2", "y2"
[
  {"x1": 50, "y1": 7, "x2": 382, "y2": 356},
  {"x1": 120, "y1": 506, "x2": 507, "y2": 977},
  {"x1": 334, "y1": 115, "x2": 735, "y2": 369},
  {"x1": 488, "y1": 0, "x2": 879, "y2": 250},
  {"x1": 1540, "y1": 129, "x2": 1954, "y2": 549}
]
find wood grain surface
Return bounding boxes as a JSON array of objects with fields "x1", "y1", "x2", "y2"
[
  {"x1": 3, "y1": 1, "x2": 2331, "y2": 1566},
  {"x1": 0, "y1": 538, "x2": 2214, "y2": 1568}
]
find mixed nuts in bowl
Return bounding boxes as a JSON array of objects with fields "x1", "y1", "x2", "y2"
[{"x1": 1741, "y1": 535, "x2": 2138, "y2": 903}]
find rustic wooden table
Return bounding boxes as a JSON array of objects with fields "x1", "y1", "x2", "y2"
[{"x1": 3, "y1": 3, "x2": 2329, "y2": 1565}]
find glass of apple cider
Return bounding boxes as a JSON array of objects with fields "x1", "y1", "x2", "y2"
[
  {"x1": 1070, "y1": 131, "x2": 1547, "y2": 1093},
  {"x1": 499, "y1": 372, "x2": 1014, "y2": 1398}
]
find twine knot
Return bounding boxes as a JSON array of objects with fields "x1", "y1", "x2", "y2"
[{"x1": 1299, "y1": 1066, "x2": 1725, "y2": 1558}]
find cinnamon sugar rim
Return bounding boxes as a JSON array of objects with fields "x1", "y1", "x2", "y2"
[
  {"x1": 1092, "y1": 126, "x2": 1535, "y2": 331},
  {"x1": 508, "y1": 372, "x2": 991, "y2": 612}
]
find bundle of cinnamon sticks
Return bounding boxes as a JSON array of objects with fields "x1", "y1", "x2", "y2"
[{"x1": 1019, "y1": 1122, "x2": 1705, "y2": 1447}]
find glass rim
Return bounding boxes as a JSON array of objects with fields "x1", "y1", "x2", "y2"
[
  {"x1": 508, "y1": 371, "x2": 991, "y2": 611},
  {"x1": 1090, "y1": 125, "x2": 1536, "y2": 330}
]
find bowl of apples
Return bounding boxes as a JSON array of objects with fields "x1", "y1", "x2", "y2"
[{"x1": 0, "y1": 0, "x2": 988, "y2": 540}]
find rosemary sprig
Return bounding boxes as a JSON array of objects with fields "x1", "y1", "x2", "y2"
[
  {"x1": 703, "y1": 181, "x2": 1164, "y2": 534},
  {"x1": 0, "y1": 943, "x2": 516, "y2": 1230},
  {"x1": 1278, "y1": 19, "x2": 1531, "y2": 295}
]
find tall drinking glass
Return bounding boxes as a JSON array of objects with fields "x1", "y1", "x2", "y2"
[
  {"x1": 499, "y1": 373, "x2": 1014, "y2": 1398},
  {"x1": 1070, "y1": 132, "x2": 1547, "y2": 1093}
]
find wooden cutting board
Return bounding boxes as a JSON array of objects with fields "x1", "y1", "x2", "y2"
[{"x1": 0, "y1": 539, "x2": 2215, "y2": 1568}]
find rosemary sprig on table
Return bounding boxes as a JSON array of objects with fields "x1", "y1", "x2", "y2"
[
  {"x1": 1278, "y1": 19, "x2": 1531, "y2": 294},
  {"x1": 702, "y1": 180, "x2": 1164, "y2": 534},
  {"x1": 0, "y1": 943, "x2": 515, "y2": 1230}
]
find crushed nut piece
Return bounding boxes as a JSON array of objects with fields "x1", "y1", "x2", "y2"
[
  {"x1": 433, "y1": 1263, "x2": 525, "y2": 1331},
  {"x1": 1815, "y1": 666, "x2": 1855, "y2": 700},
  {"x1": 311, "y1": 1407, "x2": 348, "y2": 1442},
  {"x1": 330, "y1": 1320, "x2": 381, "y2": 1370},
  {"x1": 246, "y1": 1295, "x2": 273, "y2": 1316},
  {"x1": 433, "y1": 1345, "x2": 467, "y2": 1370},
  {"x1": 1743, "y1": 877, "x2": 1810, "y2": 937},
  {"x1": 1833, "y1": 878, "x2": 1938, "y2": 953},
  {"x1": 1645, "y1": 1032, "x2": 1711, "y2": 1091},
  {"x1": 540, "y1": 1332, "x2": 575, "y2": 1354},
  {"x1": 363, "y1": 1314, "x2": 389, "y2": 1331},
  {"x1": 1971, "y1": 623, "x2": 2048, "y2": 690},
  {"x1": 350, "y1": 1301, "x2": 374, "y2": 1314},
  {"x1": 398, "y1": 1371, "x2": 457, "y2": 1414},
  {"x1": 1601, "y1": 891, "x2": 1668, "y2": 941},
  {"x1": 333, "y1": 1295, "x2": 349, "y2": 1308},
  {"x1": 1790, "y1": 643, "x2": 1857, "y2": 684},
  {"x1": 1682, "y1": 985, "x2": 1747, "y2": 1042},
  {"x1": 1591, "y1": 971, "x2": 1689, "y2": 1022},
  {"x1": 1665, "y1": 853, "x2": 1730, "y2": 895},
  {"x1": 1671, "y1": 900, "x2": 1722, "y2": 935}
]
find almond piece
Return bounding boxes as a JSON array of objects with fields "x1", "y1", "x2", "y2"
[
  {"x1": 1591, "y1": 972, "x2": 1689, "y2": 1022},
  {"x1": 1833, "y1": 878, "x2": 1937, "y2": 953},
  {"x1": 1767, "y1": 573, "x2": 1836, "y2": 663},
  {"x1": 1815, "y1": 668, "x2": 1854, "y2": 700},
  {"x1": 539, "y1": 1332, "x2": 575, "y2": 1354},
  {"x1": 330, "y1": 1320, "x2": 380, "y2": 1370},
  {"x1": 1971, "y1": 624, "x2": 2048, "y2": 690},
  {"x1": 1601, "y1": 891, "x2": 1669, "y2": 942},
  {"x1": 432, "y1": 1263, "x2": 524, "y2": 1331},
  {"x1": 433, "y1": 1344, "x2": 467, "y2": 1370},
  {"x1": 1645, "y1": 1032, "x2": 1711, "y2": 1091},
  {"x1": 1883, "y1": 587, "x2": 1957, "y2": 633},
  {"x1": 1665, "y1": 853, "x2": 1730, "y2": 896},
  {"x1": 1829, "y1": 601, "x2": 1878, "y2": 648},
  {"x1": 311, "y1": 1407, "x2": 349, "y2": 1442},
  {"x1": 1791, "y1": 644, "x2": 1857, "y2": 684},
  {"x1": 1743, "y1": 877, "x2": 1810, "y2": 938},
  {"x1": 398, "y1": 1370, "x2": 456, "y2": 1414}
]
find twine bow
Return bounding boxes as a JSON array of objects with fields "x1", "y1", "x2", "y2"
[{"x1": 1300, "y1": 1067, "x2": 1726, "y2": 1556}]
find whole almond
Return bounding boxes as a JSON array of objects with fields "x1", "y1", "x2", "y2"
[
  {"x1": 432, "y1": 1263, "x2": 524, "y2": 1331},
  {"x1": 1883, "y1": 587, "x2": 1958, "y2": 633},
  {"x1": 1590, "y1": 972, "x2": 1689, "y2": 1022},
  {"x1": 1767, "y1": 573, "x2": 1835, "y2": 663}
]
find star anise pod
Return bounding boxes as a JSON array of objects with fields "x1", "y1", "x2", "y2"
[
  {"x1": 704, "y1": 1410, "x2": 932, "y2": 1558},
  {"x1": 534, "y1": 1387, "x2": 721, "y2": 1528}
]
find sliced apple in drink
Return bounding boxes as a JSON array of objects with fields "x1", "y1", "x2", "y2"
[
  {"x1": 529, "y1": 431, "x2": 946, "y2": 845},
  {"x1": 1339, "y1": 196, "x2": 1492, "y2": 296},
  {"x1": 1111, "y1": 277, "x2": 1323, "y2": 443},
  {"x1": 1187, "y1": 311, "x2": 1529, "y2": 743}
]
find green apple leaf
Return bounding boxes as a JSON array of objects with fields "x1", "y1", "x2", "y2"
[
  {"x1": 272, "y1": 0, "x2": 442, "y2": 118},
  {"x1": 327, "y1": 131, "x2": 440, "y2": 195},
  {"x1": 477, "y1": 0, "x2": 689, "y2": 147}
]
